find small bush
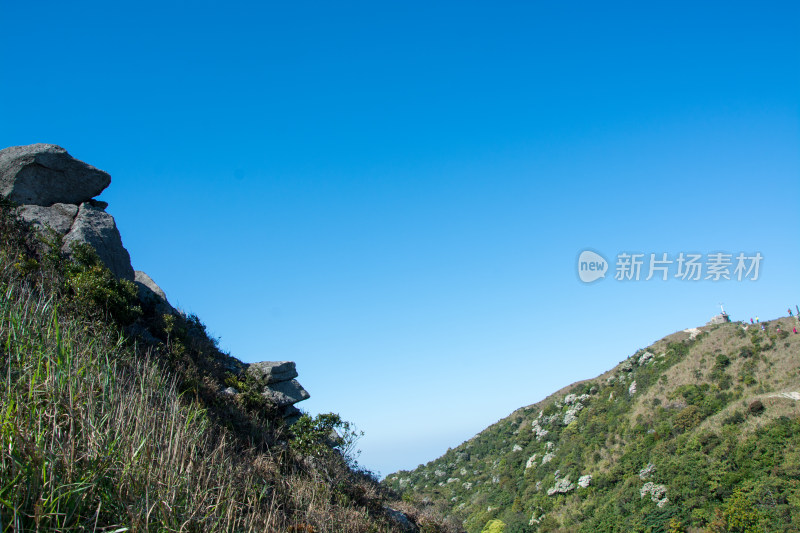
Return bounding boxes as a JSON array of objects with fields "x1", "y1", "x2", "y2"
[
  {"x1": 715, "y1": 354, "x2": 730, "y2": 368},
  {"x1": 674, "y1": 405, "x2": 704, "y2": 432},
  {"x1": 290, "y1": 413, "x2": 363, "y2": 467},
  {"x1": 748, "y1": 400, "x2": 765, "y2": 416}
]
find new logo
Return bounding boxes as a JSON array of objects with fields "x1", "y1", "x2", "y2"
[{"x1": 578, "y1": 250, "x2": 607, "y2": 283}]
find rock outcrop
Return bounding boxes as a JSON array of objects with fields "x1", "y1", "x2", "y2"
[
  {"x1": 1, "y1": 144, "x2": 134, "y2": 280},
  {"x1": 2, "y1": 143, "x2": 311, "y2": 422},
  {"x1": 247, "y1": 361, "x2": 310, "y2": 422},
  {"x1": 707, "y1": 312, "x2": 730, "y2": 326}
]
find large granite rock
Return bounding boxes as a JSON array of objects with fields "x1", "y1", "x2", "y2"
[
  {"x1": 63, "y1": 202, "x2": 134, "y2": 281},
  {"x1": 248, "y1": 361, "x2": 299, "y2": 384},
  {"x1": 0, "y1": 144, "x2": 110, "y2": 206}
]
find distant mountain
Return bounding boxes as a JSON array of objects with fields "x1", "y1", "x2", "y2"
[{"x1": 385, "y1": 317, "x2": 800, "y2": 532}]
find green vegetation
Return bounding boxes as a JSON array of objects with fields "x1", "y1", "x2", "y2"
[
  {"x1": 386, "y1": 322, "x2": 800, "y2": 532},
  {"x1": 0, "y1": 199, "x2": 437, "y2": 532}
]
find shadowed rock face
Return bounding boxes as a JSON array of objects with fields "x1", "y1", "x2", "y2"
[{"x1": 0, "y1": 144, "x2": 111, "y2": 206}]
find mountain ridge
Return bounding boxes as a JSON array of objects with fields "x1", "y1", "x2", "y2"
[{"x1": 385, "y1": 316, "x2": 800, "y2": 532}]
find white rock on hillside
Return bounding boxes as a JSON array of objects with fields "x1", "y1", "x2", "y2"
[{"x1": 547, "y1": 475, "x2": 575, "y2": 496}]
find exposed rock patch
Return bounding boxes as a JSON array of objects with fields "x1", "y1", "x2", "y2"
[
  {"x1": 135, "y1": 270, "x2": 168, "y2": 302},
  {"x1": 242, "y1": 361, "x2": 311, "y2": 419},
  {"x1": 547, "y1": 474, "x2": 574, "y2": 496},
  {"x1": 640, "y1": 482, "x2": 669, "y2": 507}
]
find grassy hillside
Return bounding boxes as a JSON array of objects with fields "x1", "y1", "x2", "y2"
[
  {"x1": 0, "y1": 199, "x2": 456, "y2": 532},
  {"x1": 385, "y1": 317, "x2": 800, "y2": 532}
]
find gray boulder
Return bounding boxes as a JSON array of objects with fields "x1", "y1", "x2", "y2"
[
  {"x1": 63, "y1": 202, "x2": 134, "y2": 281},
  {"x1": 0, "y1": 144, "x2": 110, "y2": 206},
  {"x1": 248, "y1": 361, "x2": 299, "y2": 384},
  {"x1": 261, "y1": 379, "x2": 310, "y2": 407},
  {"x1": 384, "y1": 507, "x2": 418, "y2": 533},
  {"x1": 134, "y1": 270, "x2": 174, "y2": 315},
  {"x1": 134, "y1": 270, "x2": 168, "y2": 302},
  {"x1": 17, "y1": 203, "x2": 78, "y2": 234}
]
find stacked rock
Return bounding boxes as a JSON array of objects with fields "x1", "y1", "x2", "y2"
[{"x1": 246, "y1": 361, "x2": 310, "y2": 423}]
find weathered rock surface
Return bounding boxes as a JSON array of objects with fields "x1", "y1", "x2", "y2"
[
  {"x1": 0, "y1": 144, "x2": 110, "y2": 206},
  {"x1": 262, "y1": 379, "x2": 310, "y2": 407},
  {"x1": 135, "y1": 270, "x2": 168, "y2": 302},
  {"x1": 17, "y1": 203, "x2": 78, "y2": 234},
  {"x1": 63, "y1": 202, "x2": 134, "y2": 281},
  {"x1": 240, "y1": 361, "x2": 311, "y2": 418},
  {"x1": 134, "y1": 270, "x2": 174, "y2": 317},
  {"x1": 248, "y1": 361, "x2": 299, "y2": 384},
  {"x1": 640, "y1": 482, "x2": 669, "y2": 507}
]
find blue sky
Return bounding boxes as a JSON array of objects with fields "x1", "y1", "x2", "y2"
[{"x1": 2, "y1": 1, "x2": 798, "y2": 477}]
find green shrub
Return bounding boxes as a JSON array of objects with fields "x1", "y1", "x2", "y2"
[
  {"x1": 723, "y1": 411, "x2": 745, "y2": 426},
  {"x1": 290, "y1": 413, "x2": 363, "y2": 466},
  {"x1": 65, "y1": 244, "x2": 141, "y2": 324},
  {"x1": 481, "y1": 519, "x2": 506, "y2": 533},
  {"x1": 715, "y1": 354, "x2": 731, "y2": 368},
  {"x1": 674, "y1": 405, "x2": 703, "y2": 432},
  {"x1": 748, "y1": 400, "x2": 765, "y2": 416}
]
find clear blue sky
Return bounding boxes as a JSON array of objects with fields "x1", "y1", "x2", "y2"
[{"x1": 2, "y1": 1, "x2": 798, "y2": 477}]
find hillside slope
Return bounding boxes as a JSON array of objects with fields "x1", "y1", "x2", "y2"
[
  {"x1": 385, "y1": 319, "x2": 800, "y2": 532},
  {"x1": 0, "y1": 189, "x2": 448, "y2": 531}
]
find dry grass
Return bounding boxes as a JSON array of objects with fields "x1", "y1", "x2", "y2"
[{"x1": 0, "y1": 204, "x2": 412, "y2": 532}]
